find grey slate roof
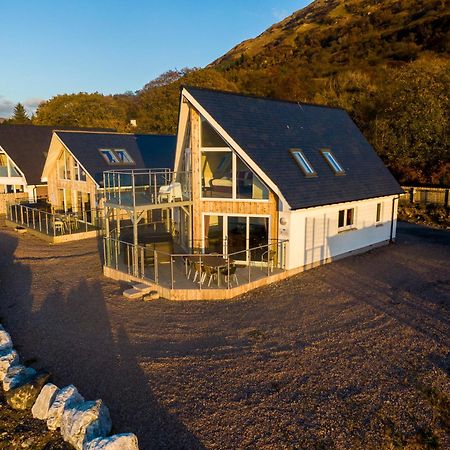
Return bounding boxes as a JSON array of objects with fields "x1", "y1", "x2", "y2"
[
  {"x1": 0, "y1": 124, "x2": 114, "y2": 185},
  {"x1": 55, "y1": 131, "x2": 176, "y2": 184},
  {"x1": 186, "y1": 87, "x2": 403, "y2": 210},
  {"x1": 0, "y1": 124, "x2": 56, "y2": 185}
]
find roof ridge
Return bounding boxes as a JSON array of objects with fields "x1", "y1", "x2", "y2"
[{"x1": 182, "y1": 85, "x2": 347, "y2": 111}]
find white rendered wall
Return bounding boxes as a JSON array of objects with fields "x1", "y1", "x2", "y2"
[{"x1": 284, "y1": 196, "x2": 398, "y2": 270}]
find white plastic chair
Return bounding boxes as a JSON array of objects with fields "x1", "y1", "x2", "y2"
[{"x1": 158, "y1": 182, "x2": 182, "y2": 203}]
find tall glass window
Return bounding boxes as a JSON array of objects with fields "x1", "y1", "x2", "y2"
[
  {"x1": 236, "y1": 155, "x2": 269, "y2": 200},
  {"x1": 201, "y1": 117, "x2": 228, "y2": 148},
  {"x1": 204, "y1": 215, "x2": 223, "y2": 253},
  {"x1": 201, "y1": 151, "x2": 232, "y2": 198}
]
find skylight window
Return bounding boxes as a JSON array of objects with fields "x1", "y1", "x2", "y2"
[
  {"x1": 100, "y1": 149, "x2": 118, "y2": 164},
  {"x1": 290, "y1": 149, "x2": 316, "y2": 176},
  {"x1": 322, "y1": 150, "x2": 345, "y2": 174},
  {"x1": 115, "y1": 149, "x2": 134, "y2": 164},
  {"x1": 99, "y1": 148, "x2": 135, "y2": 165}
]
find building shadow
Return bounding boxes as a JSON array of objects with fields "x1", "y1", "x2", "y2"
[{"x1": 0, "y1": 230, "x2": 205, "y2": 449}]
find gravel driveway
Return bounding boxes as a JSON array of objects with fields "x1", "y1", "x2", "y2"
[{"x1": 0, "y1": 220, "x2": 448, "y2": 449}]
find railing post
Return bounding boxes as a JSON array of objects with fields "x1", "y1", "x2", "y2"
[
  {"x1": 38, "y1": 210, "x2": 42, "y2": 231},
  {"x1": 154, "y1": 251, "x2": 158, "y2": 284},
  {"x1": 118, "y1": 173, "x2": 121, "y2": 205},
  {"x1": 20, "y1": 205, "x2": 24, "y2": 224},
  {"x1": 170, "y1": 256, "x2": 174, "y2": 289},
  {"x1": 248, "y1": 249, "x2": 251, "y2": 284},
  {"x1": 227, "y1": 256, "x2": 230, "y2": 289},
  {"x1": 115, "y1": 239, "x2": 119, "y2": 270},
  {"x1": 46, "y1": 213, "x2": 49, "y2": 235},
  {"x1": 140, "y1": 246, "x2": 144, "y2": 278}
]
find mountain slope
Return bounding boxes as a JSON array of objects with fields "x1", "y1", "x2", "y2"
[{"x1": 212, "y1": 0, "x2": 449, "y2": 76}]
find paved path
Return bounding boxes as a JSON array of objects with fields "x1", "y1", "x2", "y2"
[{"x1": 0, "y1": 221, "x2": 449, "y2": 449}]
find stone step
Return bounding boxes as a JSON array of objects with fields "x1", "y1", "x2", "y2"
[{"x1": 123, "y1": 288, "x2": 145, "y2": 300}]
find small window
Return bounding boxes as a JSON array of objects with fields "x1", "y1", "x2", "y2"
[
  {"x1": 100, "y1": 149, "x2": 118, "y2": 164},
  {"x1": 376, "y1": 203, "x2": 382, "y2": 223},
  {"x1": 115, "y1": 149, "x2": 134, "y2": 164},
  {"x1": 338, "y1": 207, "x2": 355, "y2": 230},
  {"x1": 322, "y1": 150, "x2": 345, "y2": 174},
  {"x1": 290, "y1": 149, "x2": 316, "y2": 176}
]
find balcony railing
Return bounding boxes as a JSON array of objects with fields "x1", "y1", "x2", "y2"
[
  {"x1": 103, "y1": 169, "x2": 192, "y2": 209},
  {"x1": 103, "y1": 236, "x2": 288, "y2": 291},
  {"x1": 7, "y1": 203, "x2": 101, "y2": 237}
]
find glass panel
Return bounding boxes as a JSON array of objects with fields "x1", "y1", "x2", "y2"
[
  {"x1": 236, "y1": 154, "x2": 269, "y2": 200},
  {"x1": 346, "y1": 208, "x2": 354, "y2": 226},
  {"x1": 292, "y1": 151, "x2": 315, "y2": 174},
  {"x1": 204, "y1": 215, "x2": 223, "y2": 254},
  {"x1": 201, "y1": 151, "x2": 232, "y2": 198},
  {"x1": 338, "y1": 210, "x2": 345, "y2": 228},
  {"x1": 115, "y1": 149, "x2": 134, "y2": 164},
  {"x1": 249, "y1": 217, "x2": 269, "y2": 262},
  {"x1": 227, "y1": 216, "x2": 247, "y2": 262},
  {"x1": 376, "y1": 203, "x2": 382, "y2": 222},
  {"x1": 0, "y1": 154, "x2": 7, "y2": 176},
  {"x1": 323, "y1": 151, "x2": 344, "y2": 173},
  {"x1": 201, "y1": 117, "x2": 227, "y2": 147}
]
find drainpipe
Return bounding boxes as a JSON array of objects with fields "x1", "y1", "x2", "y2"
[{"x1": 389, "y1": 195, "x2": 399, "y2": 243}]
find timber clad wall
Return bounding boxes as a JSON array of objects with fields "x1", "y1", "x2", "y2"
[
  {"x1": 0, "y1": 192, "x2": 29, "y2": 215},
  {"x1": 189, "y1": 107, "x2": 279, "y2": 245},
  {"x1": 46, "y1": 145, "x2": 97, "y2": 212}
]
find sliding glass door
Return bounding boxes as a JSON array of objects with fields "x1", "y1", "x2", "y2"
[{"x1": 203, "y1": 214, "x2": 270, "y2": 264}]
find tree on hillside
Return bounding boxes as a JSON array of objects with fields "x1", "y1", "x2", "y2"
[
  {"x1": 7, "y1": 103, "x2": 31, "y2": 124},
  {"x1": 136, "y1": 68, "x2": 237, "y2": 134},
  {"x1": 33, "y1": 93, "x2": 130, "y2": 131},
  {"x1": 375, "y1": 57, "x2": 450, "y2": 184}
]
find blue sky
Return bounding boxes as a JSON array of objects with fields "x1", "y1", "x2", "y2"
[{"x1": 0, "y1": 1, "x2": 310, "y2": 117}]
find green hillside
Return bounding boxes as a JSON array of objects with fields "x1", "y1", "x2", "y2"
[{"x1": 29, "y1": 0, "x2": 450, "y2": 184}]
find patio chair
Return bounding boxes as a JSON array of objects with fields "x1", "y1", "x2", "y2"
[
  {"x1": 158, "y1": 182, "x2": 183, "y2": 203},
  {"x1": 192, "y1": 261, "x2": 203, "y2": 283},
  {"x1": 203, "y1": 265, "x2": 218, "y2": 287},
  {"x1": 261, "y1": 249, "x2": 277, "y2": 272},
  {"x1": 220, "y1": 264, "x2": 239, "y2": 286},
  {"x1": 53, "y1": 220, "x2": 64, "y2": 234}
]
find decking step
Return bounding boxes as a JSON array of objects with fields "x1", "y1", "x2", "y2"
[
  {"x1": 133, "y1": 283, "x2": 154, "y2": 293},
  {"x1": 123, "y1": 288, "x2": 145, "y2": 299}
]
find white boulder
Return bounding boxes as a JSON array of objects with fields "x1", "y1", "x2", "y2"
[
  {"x1": 0, "y1": 349, "x2": 19, "y2": 381},
  {"x1": 32, "y1": 383, "x2": 59, "y2": 420},
  {"x1": 61, "y1": 399, "x2": 112, "y2": 450},
  {"x1": 3, "y1": 364, "x2": 36, "y2": 391},
  {"x1": 84, "y1": 433, "x2": 139, "y2": 450},
  {"x1": 47, "y1": 385, "x2": 84, "y2": 430},
  {"x1": 0, "y1": 326, "x2": 13, "y2": 352}
]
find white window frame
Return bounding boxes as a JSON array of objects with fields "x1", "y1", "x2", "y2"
[
  {"x1": 338, "y1": 207, "x2": 356, "y2": 231},
  {"x1": 376, "y1": 202, "x2": 383, "y2": 224}
]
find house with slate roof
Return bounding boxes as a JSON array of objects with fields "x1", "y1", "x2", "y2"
[
  {"x1": 101, "y1": 87, "x2": 403, "y2": 300},
  {"x1": 0, "y1": 124, "x2": 54, "y2": 214},
  {"x1": 41, "y1": 131, "x2": 176, "y2": 219}
]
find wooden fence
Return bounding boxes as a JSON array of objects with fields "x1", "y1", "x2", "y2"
[{"x1": 400, "y1": 186, "x2": 450, "y2": 207}]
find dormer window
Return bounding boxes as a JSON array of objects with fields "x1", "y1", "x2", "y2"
[
  {"x1": 290, "y1": 149, "x2": 316, "y2": 177},
  {"x1": 322, "y1": 149, "x2": 345, "y2": 175}
]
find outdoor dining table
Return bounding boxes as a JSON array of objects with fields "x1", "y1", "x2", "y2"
[{"x1": 186, "y1": 255, "x2": 233, "y2": 288}]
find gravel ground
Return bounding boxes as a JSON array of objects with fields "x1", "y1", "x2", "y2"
[{"x1": 0, "y1": 220, "x2": 448, "y2": 449}]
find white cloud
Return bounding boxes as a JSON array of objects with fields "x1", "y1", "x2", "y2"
[
  {"x1": 23, "y1": 97, "x2": 46, "y2": 115},
  {"x1": 0, "y1": 96, "x2": 46, "y2": 118},
  {"x1": 0, "y1": 96, "x2": 15, "y2": 118}
]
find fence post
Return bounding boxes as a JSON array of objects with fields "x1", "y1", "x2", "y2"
[{"x1": 248, "y1": 249, "x2": 251, "y2": 284}]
